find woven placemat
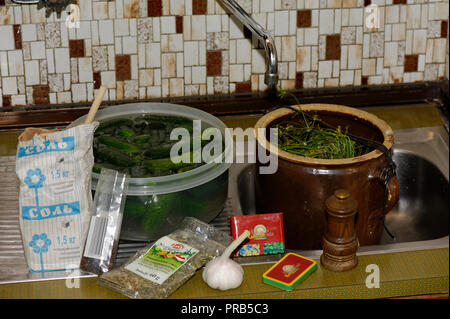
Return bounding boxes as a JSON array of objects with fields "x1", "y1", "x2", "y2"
[{"x1": 0, "y1": 156, "x2": 28, "y2": 278}]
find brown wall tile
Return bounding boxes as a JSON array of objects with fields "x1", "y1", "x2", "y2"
[
  {"x1": 206, "y1": 51, "x2": 222, "y2": 76},
  {"x1": 13, "y1": 25, "x2": 22, "y2": 50},
  {"x1": 0, "y1": 0, "x2": 5, "y2": 6},
  {"x1": 295, "y1": 72, "x2": 303, "y2": 89},
  {"x1": 176, "y1": 15, "x2": 183, "y2": 34},
  {"x1": 69, "y1": 39, "x2": 85, "y2": 58},
  {"x1": 93, "y1": 72, "x2": 101, "y2": 89},
  {"x1": 393, "y1": 0, "x2": 407, "y2": 4},
  {"x1": 2, "y1": 95, "x2": 11, "y2": 107},
  {"x1": 441, "y1": 20, "x2": 448, "y2": 38},
  {"x1": 33, "y1": 85, "x2": 50, "y2": 105},
  {"x1": 404, "y1": 54, "x2": 418, "y2": 72},
  {"x1": 148, "y1": 0, "x2": 162, "y2": 17},
  {"x1": 364, "y1": 0, "x2": 371, "y2": 6},
  {"x1": 116, "y1": 55, "x2": 131, "y2": 81},
  {"x1": 361, "y1": 76, "x2": 369, "y2": 85},
  {"x1": 326, "y1": 34, "x2": 341, "y2": 60},
  {"x1": 236, "y1": 81, "x2": 251, "y2": 93},
  {"x1": 193, "y1": 0, "x2": 207, "y2": 15},
  {"x1": 297, "y1": 10, "x2": 311, "y2": 28}
]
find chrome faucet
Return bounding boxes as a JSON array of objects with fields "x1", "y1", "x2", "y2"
[{"x1": 219, "y1": 0, "x2": 279, "y2": 89}]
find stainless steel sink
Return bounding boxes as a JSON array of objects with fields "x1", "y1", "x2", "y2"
[{"x1": 228, "y1": 126, "x2": 449, "y2": 264}]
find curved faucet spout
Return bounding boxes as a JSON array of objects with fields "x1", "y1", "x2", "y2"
[{"x1": 218, "y1": 0, "x2": 279, "y2": 88}]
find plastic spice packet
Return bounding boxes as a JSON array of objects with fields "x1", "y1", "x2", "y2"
[
  {"x1": 98, "y1": 217, "x2": 233, "y2": 299},
  {"x1": 80, "y1": 168, "x2": 129, "y2": 275},
  {"x1": 230, "y1": 213, "x2": 285, "y2": 257},
  {"x1": 262, "y1": 253, "x2": 317, "y2": 291}
]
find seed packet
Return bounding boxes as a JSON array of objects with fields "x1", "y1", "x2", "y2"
[
  {"x1": 15, "y1": 122, "x2": 98, "y2": 272},
  {"x1": 98, "y1": 217, "x2": 233, "y2": 299},
  {"x1": 230, "y1": 213, "x2": 285, "y2": 257}
]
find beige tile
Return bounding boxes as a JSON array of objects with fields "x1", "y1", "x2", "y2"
[
  {"x1": 385, "y1": 5, "x2": 399, "y2": 24},
  {"x1": 412, "y1": 29, "x2": 427, "y2": 54},
  {"x1": 161, "y1": 53, "x2": 176, "y2": 78},
  {"x1": 93, "y1": 1, "x2": 109, "y2": 20},
  {"x1": 432, "y1": 38, "x2": 446, "y2": 63},
  {"x1": 297, "y1": 47, "x2": 311, "y2": 72},
  {"x1": 281, "y1": 36, "x2": 296, "y2": 62},
  {"x1": 362, "y1": 58, "x2": 376, "y2": 76},
  {"x1": 7, "y1": 51, "x2": 24, "y2": 76},
  {"x1": 384, "y1": 42, "x2": 398, "y2": 67},
  {"x1": 340, "y1": 70, "x2": 354, "y2": 86},
  {"x1": 348, "y1": 45, "x2": 362, "y2": 69},
  {"x1": 318, "y1": 60, "x2": 332, "y2": 78},
  {"x1": 392, "y1": 23, "x2": 406, "y2": 41},
  {"x1": 406, "y1": 4, "x2": 421, "y2": 29}
]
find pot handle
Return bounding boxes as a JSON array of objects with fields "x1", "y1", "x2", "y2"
[{"x1": 384, "y1": 176, "x2": 400, "y2": 213}]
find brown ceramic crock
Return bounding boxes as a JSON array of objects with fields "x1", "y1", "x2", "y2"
[{"x1": 254, "y1": 104, "x2": 400, "y2": 250}]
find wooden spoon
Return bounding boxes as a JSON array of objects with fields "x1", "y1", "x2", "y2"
[{"x1": 19, "y1": 86, "x2": 107, "y2": 142}]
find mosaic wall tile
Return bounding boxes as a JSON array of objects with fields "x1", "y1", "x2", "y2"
[{"x1": 0, "y1": 0, "x2": 448, "y2": 107}]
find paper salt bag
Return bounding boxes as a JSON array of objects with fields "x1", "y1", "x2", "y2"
[{"x1": 16, "y1": 122, "x2": 98, "y2": 272}]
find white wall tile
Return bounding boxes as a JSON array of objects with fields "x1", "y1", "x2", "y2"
[
  {"x1": 318, "y1": 60, "x2": 332, "y2": 78},
  {"x1": 123, "y1": 36, "x2": 138, "y2": 54},
  {"x1": 7, "y1": 51, "x2": 24, "y2": 76},
  {"x1": 0, "y1": 26, "x2": 14, "y2": 51},
  {"x1": 2, "y1": 77, "x2": 17, "y2": 95},
  {"x1": 147, "y1": 42, "x2": 161, "y2": 68},
  {"x1": 236, "y1": 39, "x2": 252, "y2": 64},
  {"x1": 184, "y1": 41, "x2": 198, "y2": 66},
  {"x1": 30, "y1": 41, "x2": 46, "y2": 60},
  {"x1": 54, "y1": 48, "x2": 71, "y2": 73},
  {"x1": 101, "y1": 71, "x2": 116, "y2": 88},
  {"x1": 319, "y1": 10, "x2": 334, "y2": 34},
  {"x1": 230, "y1": 64, "x2": 244, "y2": 82},
  {"x1": 99, "y1": 20, "x2": 114, "y2": 44},
  {"x1": 78, "y1": 57, "x2": 93, "y2": 82},
  {"x1": 161, "y1": 16, "x2": 176, "y2": 34},
  {"x1": 207, "y1": 15, "x2": 222, "y2": 33},
  {"x1": 274, "y1": 11, "x2": 289, "y2": 36},
  {"x1": 21, "y1": 24, "x2": 37, "y2": 42}
]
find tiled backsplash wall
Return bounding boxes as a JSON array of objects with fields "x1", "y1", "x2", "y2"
[{"x1": 0, "y1": 0, "x2": 448, "y2": 107}]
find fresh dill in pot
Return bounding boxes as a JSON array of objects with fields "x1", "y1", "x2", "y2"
[{"x1": 273, "y1": 90, "x2": 371, "y2": 159}]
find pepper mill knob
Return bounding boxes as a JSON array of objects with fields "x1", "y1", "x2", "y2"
[{"x1": 320, "y1": 189, "x2": 359, "y2": 272}]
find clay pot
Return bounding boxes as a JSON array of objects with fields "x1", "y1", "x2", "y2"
[{"x1": 254, "y1": 104, "x2": 400, "y2": 250}]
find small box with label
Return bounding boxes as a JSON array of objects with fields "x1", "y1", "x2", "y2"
[
  {"x1": 262, "y1": 253, "x2": 317, "y2": 291},
  {"x1": 230, "y1": 213, "x2": 285, "y2": 257}
]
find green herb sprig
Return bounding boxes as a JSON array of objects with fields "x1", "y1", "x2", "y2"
[{"x1": 275, "y1": 90, "x2": 369, "y2": 159}]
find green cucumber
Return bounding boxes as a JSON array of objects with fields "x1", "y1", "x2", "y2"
[
  {"x1": 95, "y1": 119, "x2": 134, "y2": 134},
  {"x1": 143, "y1": 150, "x2": 204, "y2": 172},
  {"x1": 94, "y1": 144, "x2": 136, "y2": 167},
  {"x1": 118, "y1": 128, "x2": 135, "y2": 139},
  {"x1": 98, "y1": 136, "x2": 140, "y2": 155}
]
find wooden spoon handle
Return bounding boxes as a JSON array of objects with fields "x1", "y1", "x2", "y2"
[{"x1": 84, "y1": 86, "x2": 107, "y2": 124}]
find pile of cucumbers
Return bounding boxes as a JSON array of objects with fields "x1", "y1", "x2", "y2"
[{"x1": 93, "y1": 115, "x2": 206, "y2": 178}]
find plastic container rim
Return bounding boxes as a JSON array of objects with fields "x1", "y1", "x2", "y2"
[{"x1": 70, "y1": 102, "x2": 233, "y2": 195}]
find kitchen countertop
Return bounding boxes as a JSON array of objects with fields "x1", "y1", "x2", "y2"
[{"x1": 0, "y1": 103, "x2": 448, "y2": 299}]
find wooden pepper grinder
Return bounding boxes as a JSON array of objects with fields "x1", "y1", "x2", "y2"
[{"x1": 320, "y1": 189, "x2": 359, "y2": 272}]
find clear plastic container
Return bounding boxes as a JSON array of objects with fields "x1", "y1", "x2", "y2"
[{"x1": 71, "y1": 103, "x2": 232, "y2": 241}]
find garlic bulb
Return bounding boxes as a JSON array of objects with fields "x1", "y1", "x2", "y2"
[{"x1": 202, "y1": 230, "x2": 250, "y2": 291}]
